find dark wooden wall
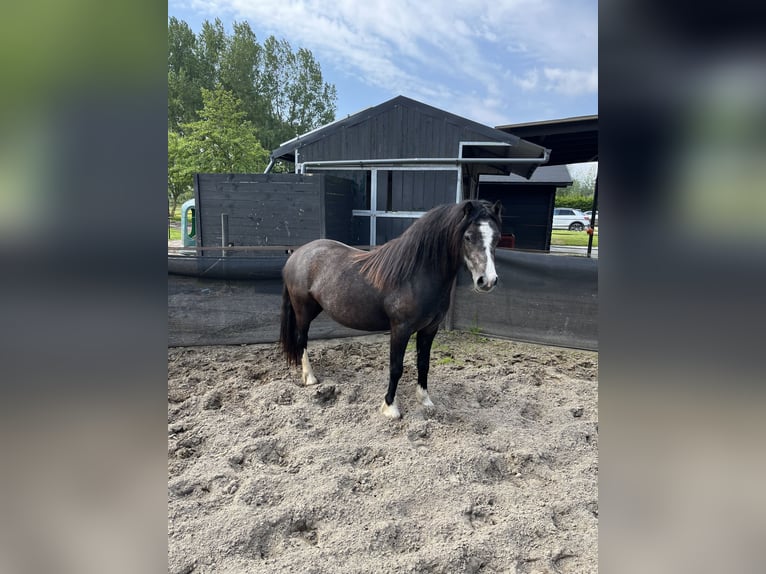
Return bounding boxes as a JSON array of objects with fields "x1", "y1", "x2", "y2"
[
  {"x1": 295, "y1": 103, "x2": 498, "y2": 162},
  {"x1": 323, "y1": 176, "x2": 356, "y2": 242},
  {"x1": 347, "y1": 171, "x2": 458, "y2": 245},
  {"x1": 479, "y1": 183, "x2": 556, "y2": 251},
  {"x1": 194, "y1": 173, "x2": 354, "y2": 251}
]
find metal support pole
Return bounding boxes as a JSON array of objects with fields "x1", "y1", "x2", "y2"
[
  {"x1": 370, "y1": 169, "x2": 378, "y2": 246},
  {"x1": 587, "y1": 175, "x2": 598, "y2": 258}
]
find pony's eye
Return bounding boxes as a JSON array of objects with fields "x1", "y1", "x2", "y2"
[{"x1": 464, "y1": 234, "x2": 471, "y2": 242}]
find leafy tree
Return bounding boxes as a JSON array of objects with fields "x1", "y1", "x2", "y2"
[
  {"x1": 288, "y1": 47, "x2": 337, "y2": 132},
  {"x1": 167, "y1": 130, "x2": 194, "y2": 217},
  {"x1": 168, "y1": 17, "x2": 203, "y2": 130},
  {"x1": 219, "y1": 21, "x2": 262, "y2": 120},
  {"x1": 554, "y1": 166, "x2": 597, "y2": 209},
  {"x1": 182, "y1": 86, "x2": 269, "y2": 172},
  {"x1": 259, "y1": 37, "x2": 337, "y2": 148},
  {"x1": 168, "y1": 17, "x2": 199, "y2": 75},
  {"x1": 197, "y1": 18, "x2": 226, "y2": 90},
  {"x1": 554, "y1": 194, "x2": 595, "y2": 211},
  {"x1": 167, "y1": 17, "x2": 337, "y2": 150},
  {"x1": 168, "y1": 86, "x2": 270, "y2": 215}
]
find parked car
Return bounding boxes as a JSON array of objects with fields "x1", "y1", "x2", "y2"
[
  {"x1": 552, "y1": 207, "x2": 590, "y2": 231},
  {"x1": 583, "y1": 210, "x2": 598, "y2": 226}
]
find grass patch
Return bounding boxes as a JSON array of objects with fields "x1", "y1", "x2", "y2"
[
  {"x1": 551, "y1": 229, "x2": 598, "y2": 247},
  {"x1": 169, "y1": 227, "x2": 182, "y2": 241}
]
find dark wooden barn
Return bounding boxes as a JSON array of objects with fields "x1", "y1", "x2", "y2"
[{"x1": 268, "y1": 95, "x2": 549, "y2": 245}]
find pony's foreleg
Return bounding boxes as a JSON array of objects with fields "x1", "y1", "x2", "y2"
[
  {"x1": 380, "y1": 327, "x2": 410, "y2": 419},
  {"x1": 301, "y1": 349, "x2": 318, "y2": 386},
  {"x1": 416, "y1": 326, "x2": 438, "y2": 408}
]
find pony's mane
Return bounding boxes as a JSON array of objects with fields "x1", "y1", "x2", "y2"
[{"x1": 355, "y1": 200, "x2": 499, "y2": 290}]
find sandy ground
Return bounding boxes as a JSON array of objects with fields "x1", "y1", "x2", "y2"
[{"x1": 168, "y1": 330, "x2": 598, "y2": 573}]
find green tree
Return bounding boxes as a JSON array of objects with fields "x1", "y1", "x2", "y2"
[
  {"x1": 168, "y1": 86, "x2": 270, "y2": 215},
  {"x1": 167, "y1": 17, "x2": 337, "y2": 206},
  {"x1": 219, "y1": 21, "x2": 262, "y2": 122},
  {"x1": 168, "y1": 87, "x2": 272, "y2": 215},
  {"x1": 167, "y1": 17, "x2": 337, "y2": 149},
  {"x1": 288, "y1": 47, "x2": 337, "y2": 132},
  {"x1": 167, "y1": 130, "x2": 194, "y2": 217},
  {"x1": 168, "y1": 17, "x2": 203, "y2": 131},
  {"x1": 182, "y1": 86, "x2": 269, "y2": 172},
  {"x1": 197, "y1": 18, "x2": 226, "y2": 90},
  {"x1": 258, "y1": 37, "x2": 337, "y2": 148}
]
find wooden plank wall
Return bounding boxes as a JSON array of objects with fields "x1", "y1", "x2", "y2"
[
  {"x1": 195, "y1": 174, "x2": 320, "y2": 250},
  {"x1": 479, "y1": 183, "x2": 556, "y2": 251},
  {"x1": 321, "y1": 176, "x2": 356, "y2": 243},
  {"x1": 297, "y1": 100, "x2": 507, "y2": 162},
  {"x1": 194, "y1": 173, "x2": 355, "y2": 251}
]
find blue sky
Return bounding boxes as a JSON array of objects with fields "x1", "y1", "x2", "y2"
[{"x1": 168, "y1": 0, "x2": 597, "y2": 128}]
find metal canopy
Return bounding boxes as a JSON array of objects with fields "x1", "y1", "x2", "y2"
[
  {"x1": 495, "y1": 115, "x2": 598, "y2": 166},
  {"x1": 480, "y1": 164, "x2": 574, "y2": 186},
  {"x1": 496, "y1": 114, "x2": 599, "y2": 258}
]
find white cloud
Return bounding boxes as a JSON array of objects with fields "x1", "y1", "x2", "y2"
[
  {"x1": 543, "y1": 67, "x2": 598, "y2": 95},
  {"x1": 514, "y1": 69, "x2": 539, "y2": 91}
]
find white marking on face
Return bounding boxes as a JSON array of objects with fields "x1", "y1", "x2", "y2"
[{"x1": 478, "y1": 221, "x2": 498, "y2": 289}]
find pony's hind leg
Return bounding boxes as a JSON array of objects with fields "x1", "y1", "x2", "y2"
[
  {"x1": 415, "y1": 326, "x2": 438, "y2": 408},
  {"x1": 295, "y1": 298, "x2": 323, "y2": 386},
  {"x1": 301, "y1": 348, "x2": 318, "y2": 386}
]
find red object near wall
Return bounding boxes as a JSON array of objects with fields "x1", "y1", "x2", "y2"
[{"x1": 498, "y1": 234, "x2": 515, "y2": 249}]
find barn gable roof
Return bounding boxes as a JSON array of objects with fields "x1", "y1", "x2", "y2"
[{"x1": 270, "y1": 95, "x2": 548, "y2": 179}]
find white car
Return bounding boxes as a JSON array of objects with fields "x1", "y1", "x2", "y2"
[
  {"x1": 553, "y1": 207, "x2": 590, "y2": 231},
  {"x1": 584, "y1": 210, "x2": 598, "y2": 226}
]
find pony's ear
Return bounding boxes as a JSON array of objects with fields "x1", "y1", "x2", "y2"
[
  {"x1": 463, "y1": 200, "x2": 475, "y2": 219},
  {"x1": 492, "y1": 200, "x2": 503, "y2": 218}
]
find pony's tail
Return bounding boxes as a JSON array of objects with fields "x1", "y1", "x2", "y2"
[{"x1": 279, "y1": 284, "x2": 302, "y2": 366}]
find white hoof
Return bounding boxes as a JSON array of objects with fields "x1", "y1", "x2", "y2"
[
  {"x1": 416, "y1": 386, "x2": 435, "y2": 408},
  {"x1": 301, "y1": 349, "x2": 318, "y2": 385},
  {"x1": 380, "y1": 400, "x2": 401, "y2": 419}
]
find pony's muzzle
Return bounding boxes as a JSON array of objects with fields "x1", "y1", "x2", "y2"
[{"x1": 475, "y1": 274, "x2": 498, "y2": 293}]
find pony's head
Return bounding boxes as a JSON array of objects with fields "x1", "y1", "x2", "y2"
[{"x1": 461, "y1": 200, "x2": 502, "y2": 293}]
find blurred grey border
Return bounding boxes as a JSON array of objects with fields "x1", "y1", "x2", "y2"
[
  {"x1": 0, "y1": 2, "x2": 167, "y2": 574},
  {"x1": 601, "y1": 1, "x2": 766, "y2": 573}
]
